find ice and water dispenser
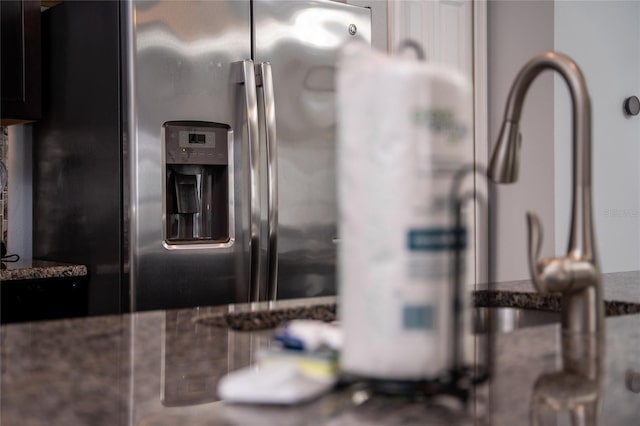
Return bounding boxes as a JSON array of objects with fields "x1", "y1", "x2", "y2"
[{"x1": 164, "y1": 121, "x2": 231, "y2": 245}]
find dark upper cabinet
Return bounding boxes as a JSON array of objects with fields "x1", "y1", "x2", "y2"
[{"x1": 1, "y1": 0, "x2": 41, "y2": 125}]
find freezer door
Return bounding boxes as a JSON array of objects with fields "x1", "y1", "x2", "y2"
[
  {"x1": 253, "y1": 0, "x2": 372, "y2": 299},
  {"x1": 127, "y1": 0, "x2": 254, "y2": 310}
]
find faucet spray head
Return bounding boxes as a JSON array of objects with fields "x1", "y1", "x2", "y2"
[{"x1": 488, "y1": 120, "x2": 522, "y2": 184}]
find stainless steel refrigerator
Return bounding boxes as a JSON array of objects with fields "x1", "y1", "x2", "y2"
[{"x1": 33, "y1": 0, "x2": 371, "y2": 314}]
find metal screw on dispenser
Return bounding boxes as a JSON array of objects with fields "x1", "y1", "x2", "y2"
[
  {"x1": 623, "y1": 96, "x2": 640, "y2": 116},
  {"x1": 348, "y1": 24, "x2": 357, "y2": 36}
]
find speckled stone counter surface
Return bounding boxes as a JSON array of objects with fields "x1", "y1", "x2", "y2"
[
  {"x1": 490, "y1": 270, "x2": 640, "y2": 304},
  {"x1": 0, "y1": 259, "x2": 87, "y2": 281},
  {"x1": 197, "y1": 272, "x2": 640, "y2": 331},
  {"x1": 1, "y1": 276, "x2": 639, "y2": 425}
]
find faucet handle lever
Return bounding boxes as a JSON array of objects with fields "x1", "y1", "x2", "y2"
[{"x1": 526, "y1": 211, "x2": 545, "y2": 290}]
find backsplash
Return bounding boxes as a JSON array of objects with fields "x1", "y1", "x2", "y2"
[{"x1": 1, "y1": 126, "x2": 7, "y2": 244}]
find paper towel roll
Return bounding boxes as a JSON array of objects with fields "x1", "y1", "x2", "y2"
[{"x1": 336, "y1": 43, "x2": 473, "y2": 380}]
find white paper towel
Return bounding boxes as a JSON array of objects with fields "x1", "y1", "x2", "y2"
[{"x1": 336, "y1": 43, "x2": 473, "y2": 380}]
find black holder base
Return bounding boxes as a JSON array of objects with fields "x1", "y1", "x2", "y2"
[{"x1": 346, "y1": 365, "x2": 489, "y2": 404}]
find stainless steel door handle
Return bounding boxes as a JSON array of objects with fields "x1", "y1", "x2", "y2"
[
  {"x1": 233, "y1": 60, "x2": 261, "y2": 302},
  {"x1": 257, "y1": 62, "x2": 278, "y2": 301}
]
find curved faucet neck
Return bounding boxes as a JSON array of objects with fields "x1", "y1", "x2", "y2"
[{"x1": 504, "y1": 52, "x2": 596, "y2": 263}]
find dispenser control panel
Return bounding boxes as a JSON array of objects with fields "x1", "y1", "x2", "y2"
[
  {"x1": 164, "y1": 122, "x2": 228, "y2": 166},
  {"x1": 163, "y1": 120, "x2": 231, "y2": 245},
  {"x1": 179, "y1": 130, "x2": 216, "y2": 149}
]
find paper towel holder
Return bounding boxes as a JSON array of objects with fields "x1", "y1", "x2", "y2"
[
  {"x1": 364, "y1": 165, "x2": 492, "y2": 405},
  {"x1": 394, "y1": 165, "x2": 491, "y2": 403},
  {"x1": 446, "y1": 164, "x2": 492, "y2": 401},
  {"x1": 397, "y1": 39, "x2": 426, "y2": 61}
]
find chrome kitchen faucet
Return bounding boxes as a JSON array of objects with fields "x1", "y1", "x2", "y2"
[{"x1": 488, "y1": 51, "x2": 604, "y2": 338}]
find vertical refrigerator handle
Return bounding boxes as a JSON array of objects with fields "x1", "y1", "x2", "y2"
[
  {"x1": 257, "y1": 62, "x2": 279, "y2": 301},
  {"x1": 232, "y1": 60, "x2": 262, "y2": 302}
]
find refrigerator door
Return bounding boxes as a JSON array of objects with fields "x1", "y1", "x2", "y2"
[
  {"x1": 253, "y1": 0, "x2": 372, "y2": 299},
  {"x1": 127, "y1": 0, "x2": 254, "y2": 310}
]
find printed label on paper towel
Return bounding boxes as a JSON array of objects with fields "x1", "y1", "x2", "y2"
[
  {"x1": 407, "y1": 227, "x2": 467, "y2": 251},
  {"x1": 406, "y1": 227, "x2": 467, "y2": 281},
  {"x1": 403, "y1": 305, "x2": 436, "y2": 330},
  {"x1": 413, "y1": 108, "x2": 468, "y2": 144}
]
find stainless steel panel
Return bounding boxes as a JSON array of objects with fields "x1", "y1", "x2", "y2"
[
  {"x1": 254, "y1": 0, "x2": 371, "y2": 299},
  {"x1": 128, "y1": 0, "x2": 252, "y2": 310}
]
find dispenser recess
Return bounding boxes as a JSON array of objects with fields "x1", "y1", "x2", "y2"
[{"x1": 164, "y1": 121, "x2": 231, "y2": 245}]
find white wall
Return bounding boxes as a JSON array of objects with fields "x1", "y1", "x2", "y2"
[
  {"x1": 554, "y1": 1, "x2": 640, "y2": 273},
  {"x1": 487, "y1": 0, "x2": 555, "y2": 282}
]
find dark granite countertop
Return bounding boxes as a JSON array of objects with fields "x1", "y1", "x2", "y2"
[
  {"x1": 490, "y1": 270, "x2": 640, "y2": 304},
  {"x1": 0, "y1": 259, "x2": 87, "y2": 281},
  {"x1": 1, "y1": 273, "x2": 639, "y2": 425}
]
